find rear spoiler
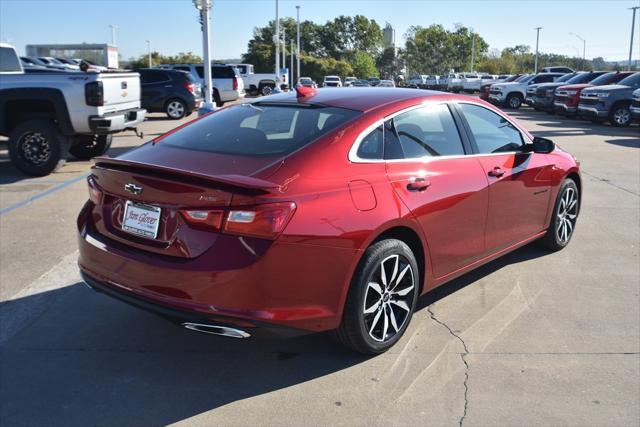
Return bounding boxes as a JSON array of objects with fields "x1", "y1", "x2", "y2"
[{"x1": 92, "y1": 157, "x2": 279, "y2": 192}]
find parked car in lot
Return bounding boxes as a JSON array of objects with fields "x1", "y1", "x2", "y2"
[
  {"x1": 344, "y1": 77, "x2": 358, "y2": 87},
  {"x1": 352, "y1": 79, "x2": 370, "y2": 87},
  {"x1": 227, "y1": 63, "x2": 281, "y2": 96},
  {"x1": 542, "y1": 66, "x2": 574, "y2": 74},
  {"x1": 297, "y1": 77, "x2": 317, "y2": 88},
  {"x1": 479, "y1": 74, "x2": 521, "y2": 101},
  {"x1": 554, "y1": 71, "x2": 635, "y2": 116},
  {"x1": 0, "y1": 43, "x2": 146, "y2": 175},
  {"x1": 489, "y1": 73, "x2": 564, "y2": 109},
  {"x1": 19, "y1": 56, "x2": 47, "y2": 70},
  {"x1": 407, "y1": 74, "x2": 428, "y2": 88},
  {"x1": 378, "y1": 79, "x2": 395, "y2": 87},
  {"x1": 578, "y1": 72, "x2": 640, "y2": 127},
  {"x1": 323, "y1": 75, "x2": 342, "y2": 87},
  {"x1": 138, "y1": 68, "x2": 202, "y2": 120},
  {"x1": 631, "y1": 88, "x2": 640, "y2": 123},
  {"x1": 425, "y1": 75, "x2": 440, "y2": 89},
  {"x1": 160, "y1": 63, "x2": 244, "y2": 106},
  {"x1": 368, "y1": 77, "x2": 381, "y2": 87},
  {"x1": 22, "y1": 56, "x2": 67, "y2": 70},
  {"x1": 78, "y1": 86, "x2": 581, "y2": 354},
  {"x1": 72, "y1": 58, "x2": 108, "y2": 72},
  {"x1": 38, "y1": 56, "x2": 77, "y2": 70},
  {"x1": 525, "y1": 72, "x2": 575, "y2": 108},
  {"x1": 447, "y1": 73, "x2": 466, "y2": 92},
  {"x1": 526, "y1": 71, "x2": 608, "y2": 112}
]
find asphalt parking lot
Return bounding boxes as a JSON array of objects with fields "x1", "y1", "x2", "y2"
[{"x1": 0, "y1": 106, "x2": 638, "y2": 426}]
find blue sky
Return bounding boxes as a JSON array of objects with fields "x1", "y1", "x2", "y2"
[{"x1": 1, "y1": 0, "x2": 639, "y2": 62}]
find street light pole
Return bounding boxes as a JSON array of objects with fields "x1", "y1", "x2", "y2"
[
  {"x1": 146, "y1": 40, "x2": 151, "y2": 68},
  {"x1": 628, "y1": 7, "x2": 639, "y2": 71},
  {"x1": 194, "y1": 0, "x2": 215, "y2": 114},
  {"x1": 296, "y1": 5, "x2": 301, "y2": 83},
  {"x1": 534, "y1": 27, "x2": 542, "y2": 73},
  {"x1": 290, "y1": 39, "x2": 294, "y2": 88},
  {"x1": 470, "y1": 31, "x2": 475, "y2": 72},
  {"x1": 569, "y1": 32, "x2": 586, "y2": 70},
  {"x1": 274, "y1": 0, "x2": 280, "y2": 92},
  {"x1": 109, "y1": 24, "x2": 117, "y2": 46}
]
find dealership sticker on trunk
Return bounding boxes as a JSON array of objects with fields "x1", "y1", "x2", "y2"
[{"x1": 122, "y1": 201, "x2": 161, "y2": 239}]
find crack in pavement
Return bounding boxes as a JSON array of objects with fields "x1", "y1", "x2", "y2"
[
  {"x1": 582, "y1": 170, "x2": 639, "y2": 197},
  {"x1": 427, "y1": 306, "x2": 470, "y2": 427}
]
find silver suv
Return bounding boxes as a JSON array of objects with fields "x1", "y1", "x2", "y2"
[{"x1": 160, "y1": 63, "x2": 244, "y2": 106}]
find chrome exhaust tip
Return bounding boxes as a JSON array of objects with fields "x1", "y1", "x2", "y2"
[{"x1": 182, "y1": 322, "x2": 251, "y2": 339}]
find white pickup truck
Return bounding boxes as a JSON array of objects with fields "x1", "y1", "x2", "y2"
[
  {"x1": 227, "y1": 63, "x2": 284, "y2": 96},
  {"x1": 0, "y1": 43, "x2": 146, "y2": 175}
]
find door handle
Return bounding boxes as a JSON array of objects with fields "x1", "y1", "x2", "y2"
[
  {"x1": 407, "y1": 177, "x2": 430, "y2": 191},
  {"x1": 488, "y1": 167, "x2": 505, "y2": 177}
]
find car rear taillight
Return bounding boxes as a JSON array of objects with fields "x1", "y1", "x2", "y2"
[
  {"x1": 87, "y1": 176, "x2": 103, "y2": 204},
  {"x1": 181, "y1": 209, "x2": 224, "y2": 231},
  {"x1": 225, "y1": 202, "x2": 296, "y2": 239},
  {"x1": 232, "y1": 76, "x2": 238, "y2": 91},
  {"x1": 180, "y1": 202, "x2": 296, "y2": 240},
  {"x1": 85, "y1": 81, "x2": 104, "y2": 106},
  {"x1": 183, "y1": 82, "x2": 196, "y2": 94}
]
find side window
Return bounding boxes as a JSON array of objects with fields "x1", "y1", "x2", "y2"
[
  {"x1": 195, "y1": 66, "x2": 204, "y2": 78},
  {"x1": 459, "y1": 104, "x2": 523, "y2": 154},
  {"x1": 384, "y1": 104, "x2": 465, "y2": 160},
  {"x1": 356, "y1": 126, "x2": 383, "y2": 160},
  {"x1": 140, "y1": 70, "x2": 168, "y2": 83}
]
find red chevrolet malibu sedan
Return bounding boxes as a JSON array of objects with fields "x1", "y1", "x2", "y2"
[{"x1": 78, "y1": 87, "x2": 581, "y2": 354}]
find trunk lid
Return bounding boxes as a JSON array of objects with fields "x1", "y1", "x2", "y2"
[{"x1": 89, "y1": 147, "x2": 283, "y2": 259}]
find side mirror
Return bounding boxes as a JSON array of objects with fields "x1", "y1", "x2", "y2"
[{"x1": 525, "y1": 137, "x2": 555, "y2": 154}]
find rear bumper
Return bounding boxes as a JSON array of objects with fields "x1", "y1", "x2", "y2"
[
  {"x1": 81, "y1": 271, "x2": 306, "y2": 339},
  {"x1": 77, "y1": 203, "x2": 358, "y2": 334},
  {"x1": 89, "y1": 108, "x2": 146, "y2": 133}
]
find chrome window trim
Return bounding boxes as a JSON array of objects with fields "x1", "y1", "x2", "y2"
[{"x1": 348, "y1": 99, "x2": 531, "y2": 164}]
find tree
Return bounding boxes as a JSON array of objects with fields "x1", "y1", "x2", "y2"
[
  {"x1": 127, "y1": 51, "x2": 202, "y2": 69},
  {"x1": 352, "y1": 50, "x2": 378, "y2": 78},
  {"x1": 376, "y1": 47, "x2": 396, "y2": 78}
]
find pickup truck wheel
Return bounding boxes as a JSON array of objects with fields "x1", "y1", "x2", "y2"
[
  {"x1": 609, "y1": 104, "x2": 631, "y2": 127},
  {"x1": 507, "y1": 93, "x2": 522, "y2": 109},
  {"x1": 69, "y1": 134, "x2": 112, "y2": 160},
  {"x1": 8, "y1": 119, "x2": 69, "y2": 176},
  {"x1": 165, "y1": 99, "x2": 186, "y2": 119},
  {"x1": 259, "y1": 83, "x2": 274, "y2": 96}
]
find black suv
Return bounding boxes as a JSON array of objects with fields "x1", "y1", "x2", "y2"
[{"x1": 138, "y1": 69, "x2": 202, "y2": 120}]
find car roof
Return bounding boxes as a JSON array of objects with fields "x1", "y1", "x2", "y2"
[{"x1": 258, "y1": 87, "x2": 441, "y2": 112}]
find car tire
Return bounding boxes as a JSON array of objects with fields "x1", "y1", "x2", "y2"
[
  {"x1": 165, "y1": 98, "x2": 187, "y2": 120},
  {"x1": 333, "y1": 239, "x2": 419, "y2": 355},
  {"x1": 507, "y1": 93, "x2": 522, "y2": 109},
  {"x1": 259, "y1": 83, "x2": 275, "y2": 96},
  {"x1": 539, "y1": 178, "x2": 579, "y2": 251},
  {"x1": 8, "y1": 119, "x2": 69, "y2": 176},
  {"x1": 609, "y1": 104, "x2": 631, "y2": 127},
  {"x1": 69, "y1": 134, "x2": 113, "y2": 160},
  {"x1": 212, "y1": 90, "x2": 223, "y2": 107}
]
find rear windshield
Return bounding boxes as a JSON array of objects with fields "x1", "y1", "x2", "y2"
[{"x1": 160, "y1": 104, "x2": 360, "y2": 157}]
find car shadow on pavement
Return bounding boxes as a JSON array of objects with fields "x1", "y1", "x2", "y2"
[{"x1": 0, "y1": 243, "x2": 549, "y2": 426}]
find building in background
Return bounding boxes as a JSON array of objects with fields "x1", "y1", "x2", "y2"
[
  {"x1": 383, "y1": 22, "x2": 395, "y2": 50},
  {"x1": 26, "y1": 43, "x2": 119, "y2": 68}
]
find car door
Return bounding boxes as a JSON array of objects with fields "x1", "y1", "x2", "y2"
[
  {"x1": 382, "y1": 103, "x2": 489, "y2": 278},
  {"x1": 455, "y1": 102, "x2": 553, "y2": 253}
]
